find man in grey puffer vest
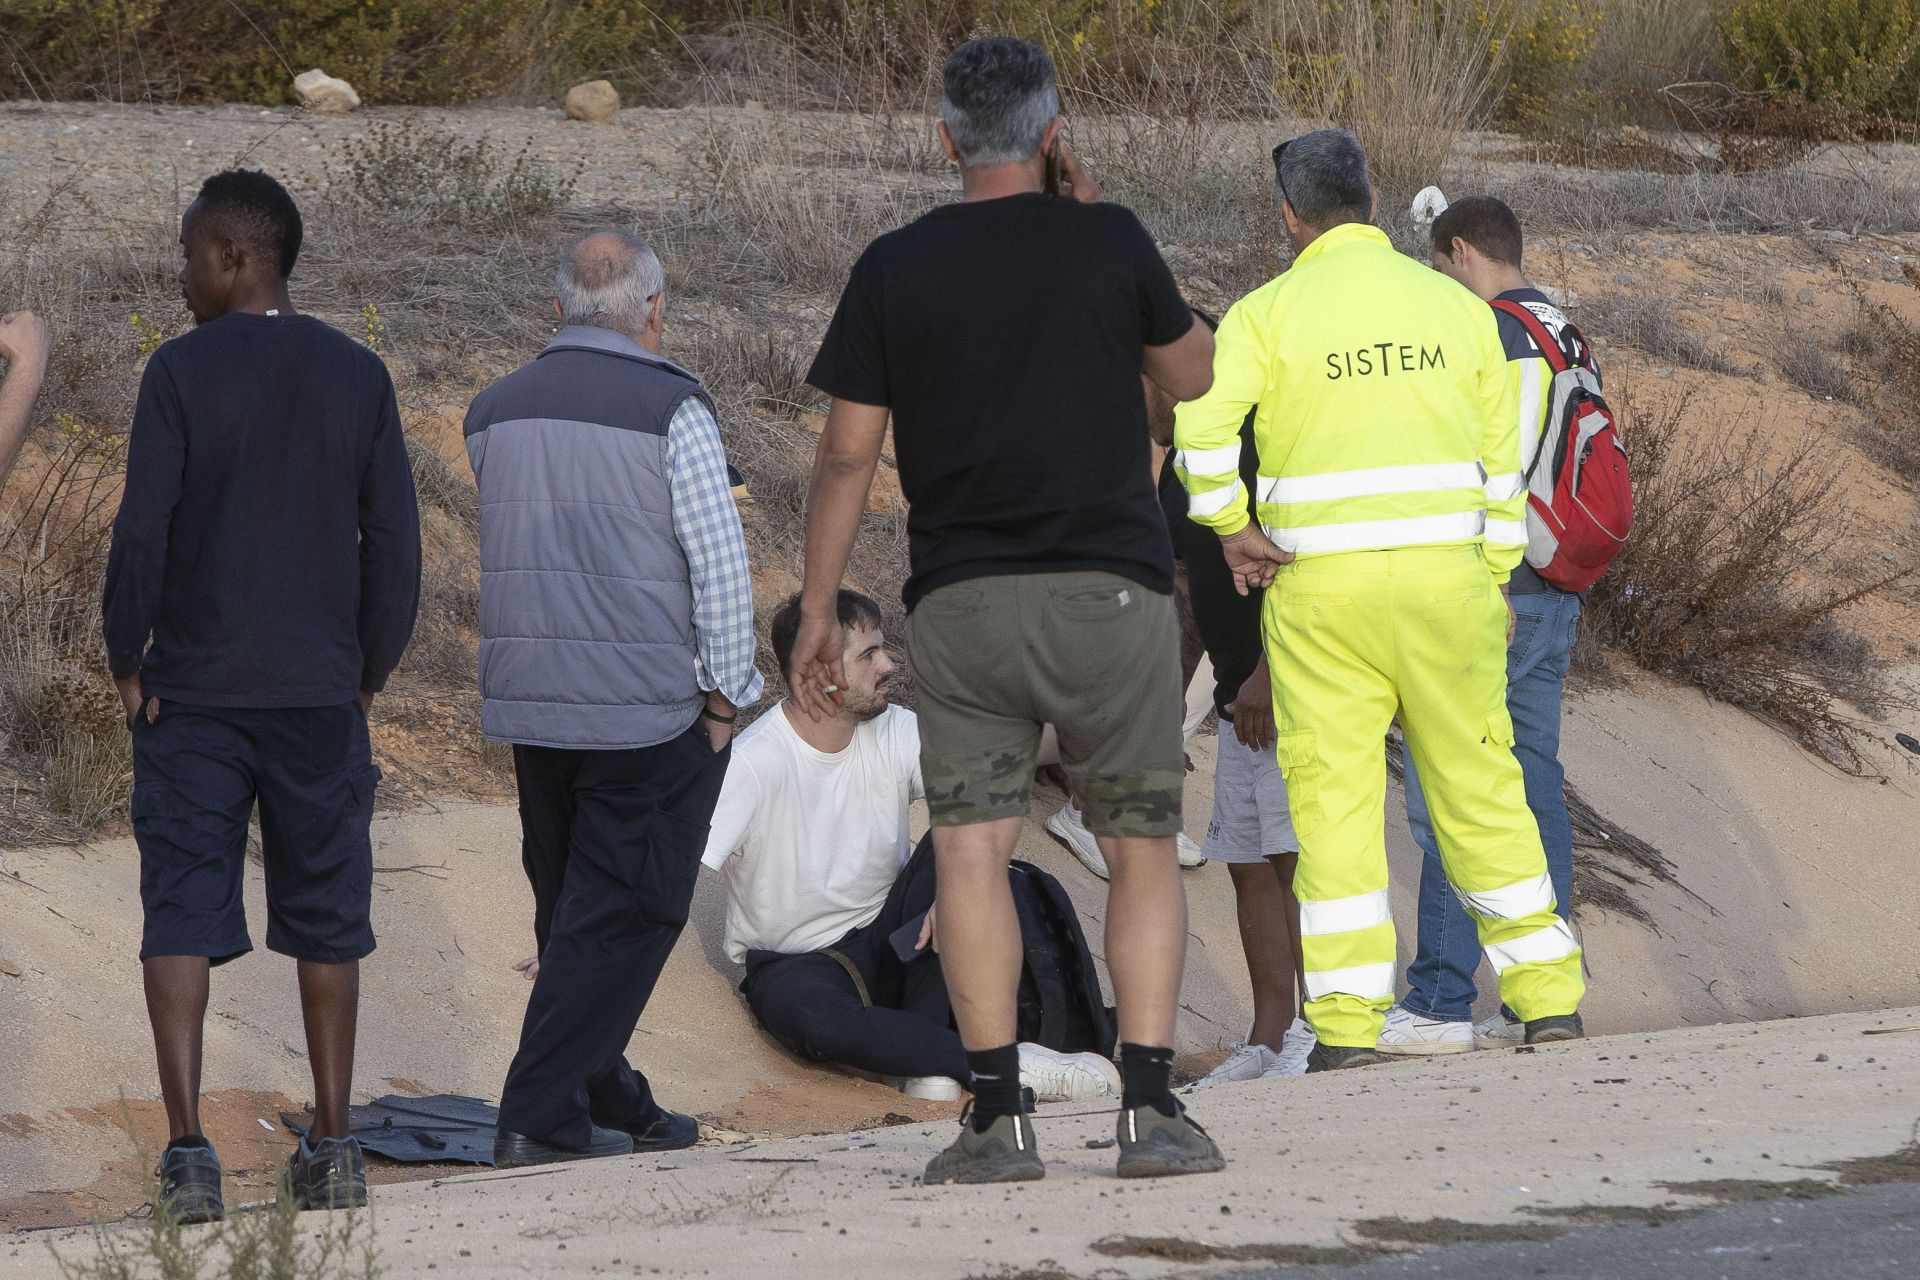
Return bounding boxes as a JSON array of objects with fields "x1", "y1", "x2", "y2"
[{"x1": 465, "y1": 227, "x2": 763, "y2": 1166}]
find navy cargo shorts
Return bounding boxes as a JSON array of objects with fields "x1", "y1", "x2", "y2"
[{"x1": 130, "y1": 701, "x2": 381, "y2": 965}]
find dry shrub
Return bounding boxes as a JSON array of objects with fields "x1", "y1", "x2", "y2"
[
  {"x1": 406, "y1": 434, "x2": 478, "y2": 532},
  {"x1": 1580, "y1": 387, "x2": 1909, "y2": 773},
  {"x1": 1775, "y1": 330, "x2": 1856, "y2": 403},
  {"x1": 1293, "y1": 0, "x2": 1505, "y2": 204},
  {"x1": 1847, "y1": 300, "x2": 1920, "y2": 481},
  {"x1": 327, "y1": 123, "x2": 580, "y2": 233},
  {"x1": 1577, "y1": 294, "x2": 1736, "y2": 375}
]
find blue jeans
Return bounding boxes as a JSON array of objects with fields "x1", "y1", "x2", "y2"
[{"x1": 1401, "y1": 589, "x2": 1579, "y2": 1022}]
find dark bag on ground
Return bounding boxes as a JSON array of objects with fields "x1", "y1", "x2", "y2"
[{"x1": 1008, "y1": 859, "x2": 1118, "y2": 1057}]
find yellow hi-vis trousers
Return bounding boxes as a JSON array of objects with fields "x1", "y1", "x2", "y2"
[{"x1": 1264, "y1": 545, "x2": 1585, "y2": 1048}]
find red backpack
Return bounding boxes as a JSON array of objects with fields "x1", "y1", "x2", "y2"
[{"x1": 1491, "y1": 299, "x2": 1632, "y2": 593}]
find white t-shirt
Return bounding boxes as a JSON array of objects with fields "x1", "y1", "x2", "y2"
[{"x1": 701, "y1": 702, "x2": 924, "y2": 964}]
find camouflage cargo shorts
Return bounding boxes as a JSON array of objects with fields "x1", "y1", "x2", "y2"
[{"x1": 903, "y1": 571, "x2": 1185, "y2": 837}]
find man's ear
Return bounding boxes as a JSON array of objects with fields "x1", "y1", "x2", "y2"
[
  {"x1": 218, "y1": 235, "x2": 242, "y2": 275},
  {"x1": 552, "y1": 298, "x2": 564, "y2": 321},
  {"x1": 648, "y1": 291, "x2": 665, "y2": 333},
  {"x1": 1369, "y1": 187, "x2": 1379, "y2": 222},
  {"x1": 936, "y1": 120, "x2": 961, "y2": 167},
  {"x1": 1039, "y1": 116, "x2": 1062, "y2": 159},
  {"x1": 1280, "y1": 196, "x2": 1301, "y2": 240}
]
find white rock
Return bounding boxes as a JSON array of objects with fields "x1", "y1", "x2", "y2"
[
  {"x1": 565, "y1": 80, "x2": 621, "y2": 124},
  {"x1": 294, "y1": 69, "x2": 360, "y2": 114}
]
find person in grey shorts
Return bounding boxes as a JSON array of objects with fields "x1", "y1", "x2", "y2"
[{"x1": 791, "y1": 37, "x2": 1224, "y2": 1184}]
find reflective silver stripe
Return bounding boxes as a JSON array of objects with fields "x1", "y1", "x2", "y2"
[
  {"x1": 1485, "y1": 517, "x2": 1529, "y2": 546},
  {"x1": 1177, "y1": 443, "x2": 1242, "y2": 476},
  {"x1": 1303, "y1": 961, "x2": 1397, "y2": 1001},
  {"x1": 1187, "y1": 480, "x2": 1245, "y2": 518},
  {"x1": 1484, "y1": 919, "x2": 1580, "y2": 973},
  {"x1": 1456, "y1": 871, "x2": 1556, "y2": 922},
  {"x1": 1484, "y1": 471, "x2": 1525, "y2": 502},
  {"x1": 1257, "y1": 462, "x2": 1484, "y2": 506},
  {"x1": 1299, "y1": 889, "x2": 1392, "y2": 936},
  {"x1": 1264, "y1": 509, "x2": 1486, "y2": 554},
  {"x1": 1517, "y1": 359, "x2": 1546, "y2": 471}
]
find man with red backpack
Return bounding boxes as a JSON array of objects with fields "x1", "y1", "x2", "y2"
[{"x1": 1379, "y1": 195, "x2": 1623, "y2": 1055}]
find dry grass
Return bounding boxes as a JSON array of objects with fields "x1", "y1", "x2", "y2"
[
  {"x1": 1578, "y1": 387, "x2": 1911, "y2": 774},
  {"x1": 1576, "y1": 293, "x2": 1737, "y2": 374},
  {"x1": 1847, "y1": 298, "x2": 1920, "y2": 481},
  {"x1": 1294, "y1": 0, "x2": 1505, "y2": 204},
  {"x1": 1776, "y1": 330, "x2": 1857, "y2": 403}
]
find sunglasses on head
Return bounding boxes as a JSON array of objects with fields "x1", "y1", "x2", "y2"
[{"x1": 1272, "y1": 138, "x2": 1294, "y2": 207}]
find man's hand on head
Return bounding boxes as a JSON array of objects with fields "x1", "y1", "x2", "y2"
[
  {"x1": 789, "y1": 605, "x2": 848, "y2": 723},
  {"x1": 1219, "y1": 525, "x2": 1292, "y2": 594},
  {"x1": 0, "y1": 312, "x2": 50, "y2": 374},
  {"x1": 1058, "y1": 140, "x2": 1100, "y2": 204}
]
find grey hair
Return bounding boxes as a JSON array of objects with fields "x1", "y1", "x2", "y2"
[
  {"x1": 555, "y1": 227, "x2": 665, "y2": 331},
  {"x1": 1275, "y1": 129, "x2": 1373, "y2": 231},
  {"x1": 940, "y1": 37, "x2": 1060, "y2": 168}
]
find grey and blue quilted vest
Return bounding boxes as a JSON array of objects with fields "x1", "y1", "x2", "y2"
[{"x1": 463, "y1": 326, "x2": 714, "y2": 749}]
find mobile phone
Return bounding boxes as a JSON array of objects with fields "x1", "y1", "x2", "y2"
[{"x1": 1044, "y1": 137, "x2": 1062, "y2": 197}]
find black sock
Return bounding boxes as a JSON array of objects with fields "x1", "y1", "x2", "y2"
[
  {"x1": 1120, "y1": 1042, "x2": 1177, "y2": 1116},
  {"x1": 165, "y1": 1134, "x2": 211, "y2": 1152},
  {"x1": 966, "y1": 1044, "x2": 1023, "y2": 1131}
]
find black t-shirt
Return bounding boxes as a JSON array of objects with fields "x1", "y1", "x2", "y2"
[
  {"x1": 807, "y1": 193, "x2": 1195, "y2": 609},
  {"x1": 1161, "y1": 411, "x2": 1262, "y2": 718}
]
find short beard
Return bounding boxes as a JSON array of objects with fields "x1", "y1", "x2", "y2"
[{"x1": 842, "y1": 689, "x2": 888, "y2": 722}]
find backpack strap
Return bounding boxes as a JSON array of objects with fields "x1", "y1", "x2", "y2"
[{"x1": 1491, "y1": 298, "x2": 1572, "y2": 375}]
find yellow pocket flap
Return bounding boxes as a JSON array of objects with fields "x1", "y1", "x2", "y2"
[
  {"x1": 1274, "y1": 729, "x2": 1317, "y2": 769},
  {"x1": 1485, "y1": 708, "x2": 1516, "y2": 749}
]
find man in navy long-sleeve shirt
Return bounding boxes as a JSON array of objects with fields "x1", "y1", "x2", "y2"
[{"x1": 100, "y1": 170, "x2": 420, "y2": 1224}]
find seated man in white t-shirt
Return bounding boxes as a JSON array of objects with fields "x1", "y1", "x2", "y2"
[{"x1": 701, "y1": 589, "x2": 1121, "y2": 1104}]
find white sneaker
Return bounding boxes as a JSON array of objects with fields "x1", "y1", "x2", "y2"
[
  {"x1": 899, "y1": 1076, "x2": 963, "y2": 1102},
  {"x1": 1045, "y1": 805, "x2": 1108, "y2": 879},
  {"x1": 1376, "y1": 1004, "x2": 1475, "y2": 1055},
  {"x1": 1473, "y1": 1013, "x2": 1525, "y2": 1050},
  {"x1": 1046, "y1": 805, "x2": 1205, "y2": 874},
  {"x1": 1264, "y1": 1017, "x2": 1316, "y2": 1077},
  {"x1": 1018, "y1": 1043, "x2": 1122, "y2": 1102},
  {"x1": 1196, "y1": 1042, "x2": 1282, "y2": 1087}
]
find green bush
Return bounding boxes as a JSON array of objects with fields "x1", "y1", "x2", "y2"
[{"x1": 1720, "y1": 0, "x2": 1920, "y2": 119}]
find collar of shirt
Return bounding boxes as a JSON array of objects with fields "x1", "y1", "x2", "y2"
[
  {"x1": 1293, "y1": 221, "x2": 1391, "y2": 268},
  {"x1": 540, "y1": 324, "x2": 702, "y2": 382}
]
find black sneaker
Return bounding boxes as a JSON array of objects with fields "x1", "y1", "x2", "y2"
[
  {"x1": 923, "y1": 1105, "x2": 1045, "y2": 1185},
  {"x1": 1524, "y1": 1013, "x2": 1585, "y2": 1045},
  {"x1": 285, "y1": 1135, "x2": 368, "y2": 1211},
  {"x1": 156, "y1": 1139, "x2": 223, "y2": 1224},
  {"x1": 493, "y1": 1123, "x2": 634, "y2": 1169},
  {"x1": 625, "y1": 1109, "x2": 700, "y2": 1153},
  {"x1": 1305, "y1": 1044, "x2": 1391, "y2": 1072},
  {"x1": 1115, "y1": 1102, "x2": 1226, "y2": 1179}
]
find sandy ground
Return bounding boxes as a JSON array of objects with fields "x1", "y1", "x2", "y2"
[
  {"x1": 4, "y1": 671, "x2": 1916, "y2": 1234},
  {"x1": 8, "y1": 1007, "x2": 1918, "y2": 1279}
]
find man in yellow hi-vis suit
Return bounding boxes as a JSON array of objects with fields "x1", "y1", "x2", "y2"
[{"x1": 1174, "y1": 131, "x2": 1585, "y2": 1069}]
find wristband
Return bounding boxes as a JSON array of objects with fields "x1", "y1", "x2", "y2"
[{"x1": 701, "y1": 707, "x2": 738, "y2": 725}]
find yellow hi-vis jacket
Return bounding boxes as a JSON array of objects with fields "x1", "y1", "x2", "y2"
[{"x1": 1174, "y1": 223, "x2": 1528, "y2": 582}]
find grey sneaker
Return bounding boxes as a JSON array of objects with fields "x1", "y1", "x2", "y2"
[
  {"x1": 1306, "y1": 1044, "x2": 1391, "y2": 1072},
  {"x1": 1115, "y1": 1104, "x2": 1225, "y2": 1179},
  {"x1": 156, "y1": 1140, "x2": 224, "y2": 1224},
  {"x1": 1524, "y1": 1013, "x2": 1585, "y2": 1045},
  {"x1": 923, "y1": 1107, "x2": 1045, "y2": 1185},
  {"x1": 284, "y1": 1135, "x2": 367, "y2": 1211}
]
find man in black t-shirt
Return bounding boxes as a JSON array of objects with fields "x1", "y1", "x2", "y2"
[{"x1": 791, "y1": 37, "x2": 1222, "y2": 1185}]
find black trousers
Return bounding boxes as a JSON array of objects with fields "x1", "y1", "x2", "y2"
[
  {"x1": 497, "y1": 724, "x2": 730, "y2": 1148},
  {"x1": 740, "y1": 835, "x2": 969, "y2": 1082}
]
